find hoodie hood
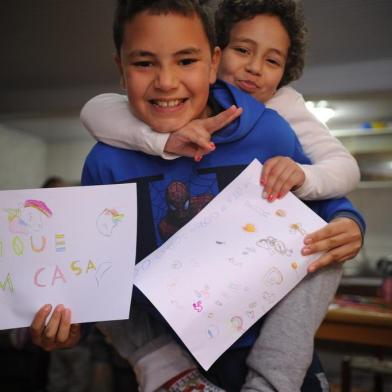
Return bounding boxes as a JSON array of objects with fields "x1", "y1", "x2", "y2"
[{"x1": 210, "y1": 80, "x2": 267, "y2": 144}]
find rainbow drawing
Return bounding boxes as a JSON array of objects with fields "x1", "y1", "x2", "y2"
[{"x1": 24, "y1": 200, "x2": 53, "y2": 218}]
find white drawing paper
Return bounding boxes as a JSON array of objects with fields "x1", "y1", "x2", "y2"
[
  {"x1": 135, "y1": 159, "x2": 327, "y2": 370},
  {"x1": 0, "y1": 183, "x2": 137, "y2": 330}
]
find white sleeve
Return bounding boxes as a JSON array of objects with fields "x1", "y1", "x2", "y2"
[
  {"x1": 267, "y1": 86, "x2": 360, "y2": 200},
  {"x1": 80, "y1": 93, "x2": 177, "y2": 160}
]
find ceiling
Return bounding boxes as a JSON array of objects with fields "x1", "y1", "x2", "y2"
[{"x1": 1, "y1": 0, "x2": 392, "y2": 140}]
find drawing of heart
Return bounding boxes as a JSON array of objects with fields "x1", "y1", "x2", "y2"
[{"x1": 263, "y1": 267, "x2": 283, "y2": 286}]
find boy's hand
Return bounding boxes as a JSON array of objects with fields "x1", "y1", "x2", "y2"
[
  {"x1": 30, "y1": 304, "x2": 81, "y2": 351},
  {"x1": 302, "y1": 217, "x2": 362, "y2": 273},
  {"x1": 260, "y1": 156, "x2": 305, "y2": 201},
  {"x1": 164, "y1": 105, "x2": 242, "y2": 160}
]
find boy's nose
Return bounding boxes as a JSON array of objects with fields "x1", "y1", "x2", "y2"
[{"x1": 154, "y1": 67, "x2": 179, "y2": 91}]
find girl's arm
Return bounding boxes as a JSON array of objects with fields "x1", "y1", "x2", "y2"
[
  {"x1": 267, "y1": 86, "x2": 360, "y2": 200},
  {"x1": 81, "y1": 93, "x2": 173, "y2": 159},
  {"x1": 81, "y1": 94, "x2": 241, "y2": 160}
]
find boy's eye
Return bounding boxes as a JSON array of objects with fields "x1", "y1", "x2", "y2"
[
  {"x1": 133, "y1": 61, "x2": 154, "y2": 68},
  {"x1": 233, "y1": 47, "x2": 250, "y2": 55},
  {"x1": 179, "y1": 58, "x2": 198, "y2": 66}
]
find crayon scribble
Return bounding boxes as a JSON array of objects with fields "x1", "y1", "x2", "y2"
[
  {"x1": 95, "y1": 262, "x2": 112, "y2": 286},
  {"x1": 192, "y1": 300, "x2": 203, "y2": 312},
  {"x1": 0, "y1": 273, "x2": 14, "y2": 293},
  {"x1": 256, "y1": 236, "x2": 293, "y2": 257}
]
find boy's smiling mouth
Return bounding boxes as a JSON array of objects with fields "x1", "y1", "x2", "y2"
[{"x1": 149, "y1": 98, "x2": 188, "y2": 109}]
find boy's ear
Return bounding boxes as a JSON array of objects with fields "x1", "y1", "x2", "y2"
[
  {"x1": 209, "y1": 46, "x2": 221, "y2": 85},
  {"x1": 114, "y1": 54, "x2": 126, "y2": 90}
]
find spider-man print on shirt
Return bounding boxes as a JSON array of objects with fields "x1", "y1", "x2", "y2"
[
  {"x1": 159, "y1": 180, "x2": 214, "y2": 241},
  {"x1": 130, "y1": 165, "x2": 246, "y2": 262}
]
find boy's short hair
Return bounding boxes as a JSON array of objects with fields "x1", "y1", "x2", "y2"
[
  {"x1": 215, "y1": 0, "x2": 307, "y2": 87},
  {"x1": 113, "y1": 0, "x2": 216, "y2": 55}
]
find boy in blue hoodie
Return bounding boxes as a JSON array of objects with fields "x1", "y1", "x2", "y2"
[{"x1": 30, "y1": 1, "x2": 365, "y2": 391}]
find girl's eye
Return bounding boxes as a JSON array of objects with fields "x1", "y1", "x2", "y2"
[
  {"x1": 267, "y1": 59, "x2": 282, "y2": 67},
  {"x1": 179, "y1": 58, "x2": 198, "y2": 66}
]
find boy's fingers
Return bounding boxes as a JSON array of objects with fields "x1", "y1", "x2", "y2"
[
  {"x1": 43, "y1": 304, "x2": 64, "y2": 340},
  {"x1": 203, "y1": 106, "x2": 242, "y2": 134},
  {"x1": 56, "y1": 308, "x2": 72, "y2": 343},
  {"x1": 69, "y1": 323, "x2": 82, "y2": 342},
  {"x1": 30, "y1": 304, "x2": 52, "y2": 344}
]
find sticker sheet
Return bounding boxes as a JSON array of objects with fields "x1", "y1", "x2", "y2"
[
  {"x1": 0, "y1": 183, "x2": 137, "y2": 330},
  {"x1": 135, "y1": 159, "x2": 326, "y2": 370}
]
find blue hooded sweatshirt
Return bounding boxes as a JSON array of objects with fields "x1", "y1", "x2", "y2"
[{"x1": 82, "y1": 80, "x2": 365, "y2": 347}]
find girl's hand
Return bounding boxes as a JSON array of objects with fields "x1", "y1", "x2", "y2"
[
  {"x1": 164, "y1": 105, "x2": 242, "y2": 160},
  {"x1": 303, "y1": 217, "x2": 362, "y2": 273},
  {"x1": 30, "y1": 304, "x2": 81, "y2": 351},
  {"x1": 260, "y1": 156, "x2": 305, "y2": 202}
]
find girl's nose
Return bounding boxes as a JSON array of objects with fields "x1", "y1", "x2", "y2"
[{"x1": 245, "y1": 57, "x2": 262, "y2": 76}]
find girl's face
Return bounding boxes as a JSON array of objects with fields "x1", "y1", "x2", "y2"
[{"x1": 218, "y1": 14, "x2": 290, "y2": 103}]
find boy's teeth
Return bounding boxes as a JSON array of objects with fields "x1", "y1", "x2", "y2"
[{"x1": 154, "y1": 99, "x2": 182, "y2": 108}]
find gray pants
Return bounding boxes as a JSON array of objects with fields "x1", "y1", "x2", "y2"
[{"x1": 98, "y1": 264, "x2": 341, "y2": 392}]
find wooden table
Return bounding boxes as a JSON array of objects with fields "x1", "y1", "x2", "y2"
[
  {"x1": 316, "y1": 297, "x2": 392, "y2": 391},
  {"x1": 316, "y1": 300, "x2": 392, "y2": 348}
]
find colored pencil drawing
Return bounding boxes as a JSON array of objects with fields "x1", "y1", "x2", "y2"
[
  {"x1": 5, "y1": 199, "x2": 52, "y2": 235},
  {"x1": 0, "y1": 273, "x2": 14, "y2": 293},
  {"x1": 243, "y1": 223, "x2": 256, "y2": 232},
  {"x1": 275, "y1": 209, "x2": 287, "y2": 217},
  {"x1": 96, "y1": 208, "x2": 124, "y2": 237},
  {"x1": 263, "y1": 267, "x2": 284, "y2": 286},
  {"x1": 256, "y1": 236, "x2": 293, "y2": 257},
  {"x1": 55, "y1": 234, "x2": 66, "y2": 252},
  {"x1": 95, "y1": 262, "x2": 113, "y2": 286},
  {"x1": 289, "y1": 223, "x2": 307, "y2": 236},
  {"x1": 230, "y1": 316, "x2": 243, "y2": 332},
  {"x1": 206, "y1": 324, "x2": 219, "y2": 339}
]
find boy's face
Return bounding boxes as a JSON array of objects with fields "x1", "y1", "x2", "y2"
[
  {"x1": 116, "y1": 12, "x2": 220, "y2": 133},
  {"x1": 218, "y1": 14, "x2": 289, "y2": 103}
]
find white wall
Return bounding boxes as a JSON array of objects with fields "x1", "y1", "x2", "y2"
[
  {"x1": 0, "y1": 125, "x2": 94, "y2": 190},
  {"x1": 47, "y1": 140, "x2": 94, "y2": 185},
  {"x1": 342, "y1": 184, "x2": 392, "y2": 276},
  {"x1": 0, "y1": 126, "x2": 47, "y2": 190}
]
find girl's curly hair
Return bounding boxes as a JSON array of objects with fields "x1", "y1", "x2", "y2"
[{"x1": 215, "y1": 0, "x2": 307, "y2": 87}]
